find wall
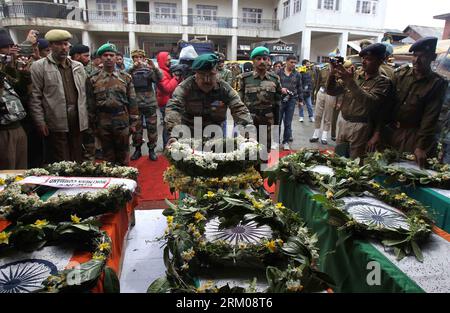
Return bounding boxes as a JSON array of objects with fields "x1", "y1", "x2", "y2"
[
  {"x1": 238, "y1": 0, "x2": 276, "y2": 20},
  {"x1": 309, "y1": 33, "x2": 340, "y2": 62},
  {"x1": 443, "y1": 20, "x2": 450, "y2": 40}
]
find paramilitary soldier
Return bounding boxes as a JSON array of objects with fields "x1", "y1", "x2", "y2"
[
  {"x1": 86, "y1": 43, "x2": 139, "y2": 165},
  {"x1": 165, "y1": 53, "x2": 252, "y2": 144},
  {"x1": 382, "y1": 37, "x2": 447, "y2": 168},
  {"x1": 237, "y1": 46, "x2": 282, "y2": 151},
  {"x1": 128, "y1": 49, "x2": 163, "y2": 161},
  {"x1": 327, "y1": 43, "x2": 392, "y2": 160}
]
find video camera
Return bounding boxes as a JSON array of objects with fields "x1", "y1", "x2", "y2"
[
  {"x1": 282, "y1": 89, "x2": 295, "y2": 103},
  {"x1": 330, "y1": 56, "x2": 344, "y2": 65},
  {"x1": 0, "y1": 54, "x2": 12, "y2": 65}
]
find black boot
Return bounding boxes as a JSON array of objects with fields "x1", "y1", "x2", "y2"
[
  {"x1": 131, "y1": 147, "x2": 142, "y2": 161},
  {"x1": 148, "y1": 148, "x2": 157, "y2": 161}
]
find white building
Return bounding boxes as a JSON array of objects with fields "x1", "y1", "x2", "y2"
[{"x1": 0, "y1": 0, "x2": 387, "y2": 61}]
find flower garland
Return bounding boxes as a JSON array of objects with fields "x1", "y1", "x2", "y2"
[
  {"x1": 165, "y1": 137, "x2": 262, "y2": 177},
  {"x1": 267, "y1": 149, "x2": 433, "y2": 261},
  {"x1": 148, "y1": 190, "x2": 333, "y2": 293},
  {"x1": 366, "y1": 150, "x2": 450, "y2": 189},
  {"x1": 163, "y1": 165, "x2": 264, "y2": 195},
  {"x1": 25, "y1": 161, "x2": 139, "y2": 181},
  {"x1": 0, "y1": 183, "x2": 133, "y2": 224},
  {"x1": 0, "y1": 215, "x2": 118, "y2": 293}
]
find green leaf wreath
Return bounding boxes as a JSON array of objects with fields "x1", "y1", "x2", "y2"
[
  {"x1": 266, "y1": 149, "x2": 433, "y2": 262},
  {"x1": 148, "y1": 190, "x2": 334, "y2": 293}
]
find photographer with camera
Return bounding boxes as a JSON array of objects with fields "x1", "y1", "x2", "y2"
[
  {"x1": 326, "y1": 43, "x2": 392, "y2": 160},
  {"x1": 0, "y1": 29, "x2": 28, "y2": 169},
  {"x1": 129, "y1": 49, "x2": 163, "y2": 161},
  {"x1": 156, "y1": 51, "x2": 182, "y2": 148}
]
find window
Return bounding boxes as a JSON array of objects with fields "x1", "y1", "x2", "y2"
[
  {"x1": 293, "y1": 0, "x2": 301, "y2": 13},
  {"x1": 317, "y1": 0, "x2": 339, "y2": 11},
  {"x1": 283, "y1": 1, "x2": 290, "y2": 19},
  {"x1": 356, "y1": 0, "x2": 377, "y2": 15},
  {"x1": 242, "y1": 8, "x2": 262, "y2": 24},
  {"x1": 96, "y1": 0, "x2": 117, "y2": 16},
  {"x1": 155, "y1": 2, "x2": 177, "y2": 19},
  {"x1": 196, "y1": 5, "x2": 218, "y2": 21}
]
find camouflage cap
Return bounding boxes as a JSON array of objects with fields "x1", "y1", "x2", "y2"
[
  {"x1": 45, "y1": 29, "x2": 72, "y2": 42},
  {"x1": 191, "y1": 53, "x2": 218, "y2": 71},
  {"x1": 97, "y1": 43, "x2": 118, "y2": 56},
  {"x1": 131, "y1": 49, "x2": 146, "y2": 58},
  {"x1": 250, "y1": 46, "x2": 270, "y2": 59}
]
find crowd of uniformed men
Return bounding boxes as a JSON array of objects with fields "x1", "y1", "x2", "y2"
[{"x1": 0, "y1": 27, "x2": 447, "y2": 170}]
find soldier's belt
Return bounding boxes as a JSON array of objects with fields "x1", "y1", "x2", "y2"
[
  {"x1": 97, "y1": 106, "x2": 127, "y2": 114},
  {"x1": 342, "y1": 115, "x2": 368, "y2": 123},
  {"x1": 250, "y1": 107, "x2": 273, "y2": 115},
  {"x1": 389, "y1": 121, "x2": 420, "y2": 129}
]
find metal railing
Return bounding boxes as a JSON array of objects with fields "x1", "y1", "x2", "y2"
[{"x1": 0, "y1": 1, "x2": 279, "y2": 31}]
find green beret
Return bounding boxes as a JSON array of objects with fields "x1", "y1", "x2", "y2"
[
  {"x1": 250, "y1": 47, "x2": 270, "y2": 59},
  {"x1": 191, "y1": 53, "x2": 218, "y2": 71},
  {"x1": 45, "y1": 29, "x2": 72, "y2": 42},
  {"x1": 97, "y1": 43, "x2": 118, "y2": 56}
]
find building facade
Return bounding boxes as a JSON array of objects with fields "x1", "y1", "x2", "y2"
[{"x1": 0, "y1": 0, "x2": 387, "y2": 61}]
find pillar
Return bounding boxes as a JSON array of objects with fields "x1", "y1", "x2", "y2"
[
  {"x1": 82, "y1": 31, "x2": 91, "y2": 49},
  {"x1": 231, "y1": 35, "x2": 238, "y2": 61},
  {"x1": 182, "y1": 0, "x2": 188, "y2": 26},
  {"x1": 300, "y1": 29, "x2": 311, "y2": 61},
  {"x1": 8, "y1": 28, "x2": 18, "y2": 44},
  {"x1": 127, "y1": 0, "x2": 135, "y2": 24},
  {"x1": 182, "y1": 33, "x2": 189, "y2": 41},
  {"x1": 339, "y1": 31, "x2": 348, "y2": 58},
  {"x1": 232, "y1": 0, "x2": 239, "y2": 28},
  {"x1": 128, "y1": 31, "x2": 137, "y2": 51}
]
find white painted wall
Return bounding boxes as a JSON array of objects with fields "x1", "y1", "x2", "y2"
[
  {"x1": 188, "y1": 0, "x2": 231, "y2": 17},
  {"x1": 238, "y1": 0, "x2": 276, "y2": 20}
]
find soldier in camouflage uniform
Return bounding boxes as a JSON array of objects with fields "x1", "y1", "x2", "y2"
[
  {"x1": 86, "y1": 43, "x2": 139, "y2": 165},
  {"x1": 237, "y1": 46, "x2": 282, "y2": 151},
  {"x1": 128, "y1": 49, "x2": 163, "y2": 161},
  {"x1": 165, "y1": 53, "x2": 252, "y2": 142},
  {"x1": 216, "y1": 53, "x2": 233, "y2": 86}
]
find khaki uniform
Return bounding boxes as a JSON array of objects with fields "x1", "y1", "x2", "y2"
[
  {"x1": 87, "y1": 69, "x2": 139, "y2": 165},
  {"x1": 237, "y1": 71, "x2": 282, "y2": 150},
  {"x1": 165, "y1": 76, "x2": 252, "y2": 137},
  {"x1": 327, "y1": 69, "x2": 392, "y2": 159},
  {"x1": 315, "y1": 67, "x2": 337, "y2": 132},
  {"x1": 385, "y1": 65, "x2": 447, "y2": 155}
]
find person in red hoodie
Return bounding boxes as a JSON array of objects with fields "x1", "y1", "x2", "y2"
[{"x1": 156, "y1": 52, "x2": 181, "y2": 147}]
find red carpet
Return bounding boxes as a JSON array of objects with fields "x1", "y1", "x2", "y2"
[{"x1": 130, "y1": 155, "x2": 176, "y2": 204}]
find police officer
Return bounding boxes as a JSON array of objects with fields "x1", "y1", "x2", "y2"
[
  {"x1": 237, "y1": 46, "x2": 282, "y2": 151},
  {"x1": 86, "y1": 43, "x2": 138, "y2": 165},
  {"x1": 216, "y1": 52, "x2": 233, "y2": 86},
  {"x1": 165, "y1": 53, "x2": 252, "y2": 142},
  {"x1": 327, "y1": 43, "x2": 392, "y2": 160},
  {"x1": 383, "y1": 37, "x2": 447, "y2": 167},
  {"x1": 128, "y1": 49, "x2": 163, "y2": 161}
]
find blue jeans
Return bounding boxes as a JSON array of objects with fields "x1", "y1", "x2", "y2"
[
  {"x1": 279, "y1": 98, "x2": 296, "y2": 144},
  {"x1": 159, "y1": 106, "x2": 168, "y2": 148},
  {"x1": 299, "y1": 95, "x2": 314, "y2": 118}
]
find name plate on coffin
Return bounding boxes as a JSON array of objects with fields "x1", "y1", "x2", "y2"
[{"x1": 18, "y1": 176, "x2": 137, "y2": 192}]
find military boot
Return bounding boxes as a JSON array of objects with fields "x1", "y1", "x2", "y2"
[
  {"x1": 148, "y1": 148, "x2": 157, "y2": 161},
  {"x1": 131, "y1": 147, "x2": 142, "y2": 161}
]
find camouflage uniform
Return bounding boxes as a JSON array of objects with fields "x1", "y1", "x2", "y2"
[
  {"x1": 165, "y1": 75, "x2": 252, "y2": 136},
  {"x1": 82, "y1": 62, "x2": 100, "y2": 161},
  {"x1": 218, "y1": 67, "x2": 233, "y2": 86},
  {"x1": 85, "y1": 61, "x2": 100, "y2": 77},
  {"x1": 237, "y1": 71, "x2": 282, "y2": 150},
  {"x1": 128, "y1": 65, "x2": 163, "y2": 150},
  {"x1": 86, "y1": 69, "x2": 138, "y2": 165}
]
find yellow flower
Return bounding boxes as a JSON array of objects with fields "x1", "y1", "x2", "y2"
[
  {"x1": 265, "y1": 240, "x2": 277, "y2": 253},
  {"x1": 92, "y1": 253, "x2": 106, "y2": 261},
  {"x1": 252, "y1": 200, "x2": 264, "y2": 209},
  {"x1": 14, "y1": 176, "x2": 24, "y2": 182},
  {"x1": 0, "y1": 231, "x2": 11, "y2": 245},
  {"x1": 275, "y1": 203, "x2": 286, "y2": 210},
  {"x1": 326, "y1": 190, "x2": 334, "y2": 199},
  {"x1": 276, "y1": 239, "x2": 284, "y2": 246},
  {"x1": 204, "y1": 191, "x2": 215, "y2": 199},
  {"x1": 394, "y1": 193, "x2": 407, "y2": 201},
  {"x1": 166, "y1": 215, "x2": 174, "y2": 224},
  {"x1": 370, "y1": 182, "x2": 380, "y2": 189},
  {"x1": 98, "y1": 242, "x2": 111, "y2": 252},
  {"x1": 33, "y1": 219, "x2": 48, "y2": 229},
  {"x1": 0, "y1": 178, "x2": 5, "y2": 185},
  {"x1": 194, "y1": 212, "x2": 206, "y2": 222},
  {"x1": 71, "y1": 214, "x2": 81, "y2": 224}
]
